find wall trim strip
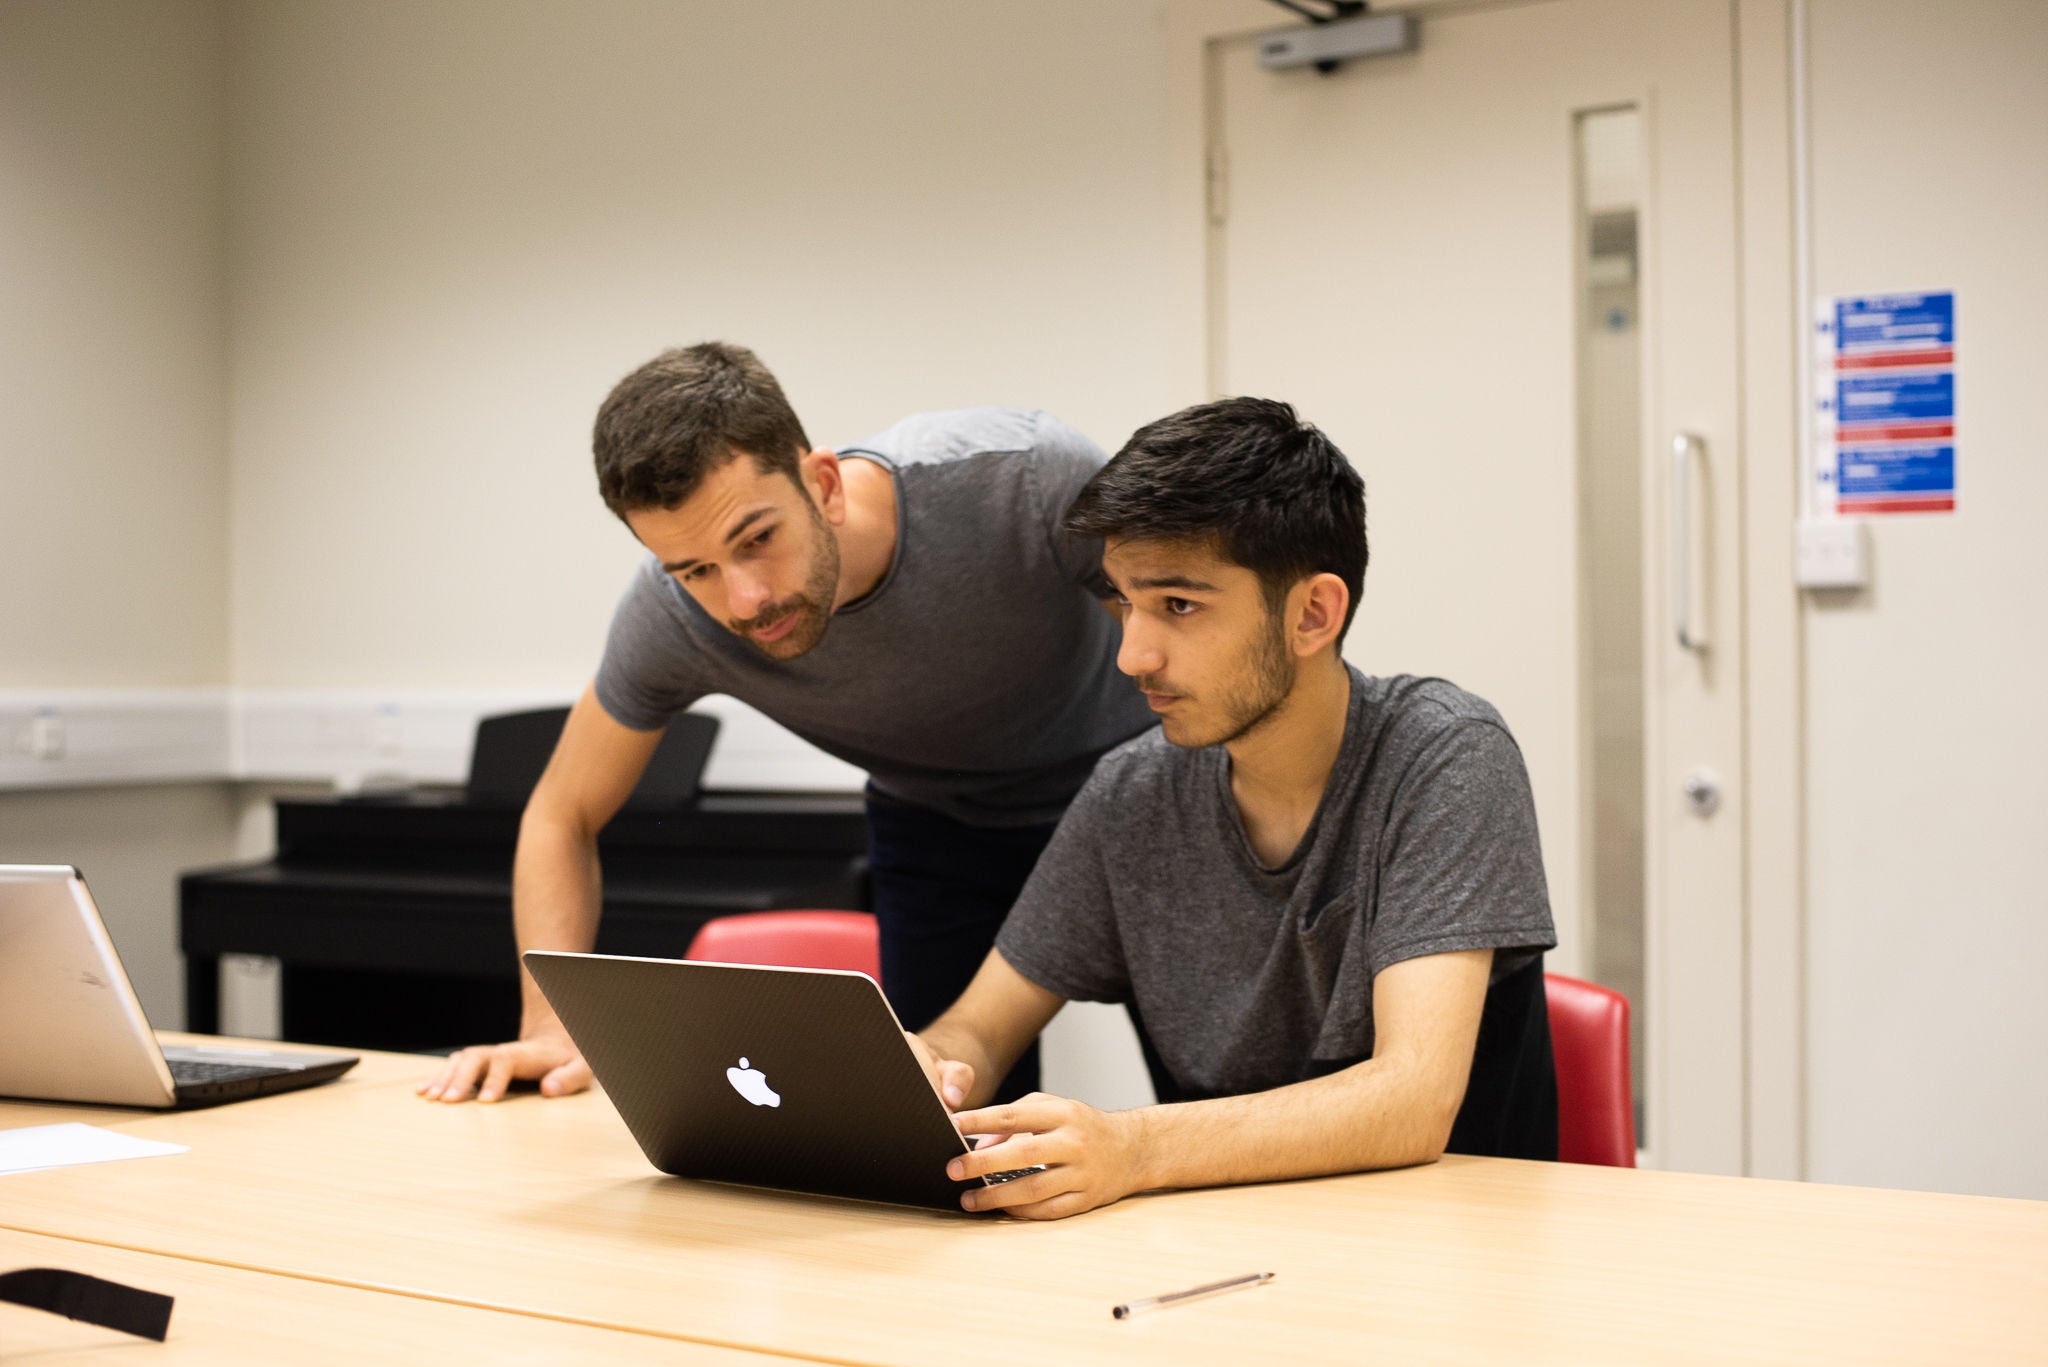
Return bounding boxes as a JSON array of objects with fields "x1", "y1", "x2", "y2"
[{"x1": 0, "y1": 689, "x2": 863, "y2": 794}]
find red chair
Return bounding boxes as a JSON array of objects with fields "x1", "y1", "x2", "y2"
[
  {"x1": 1545, "y1": 972, "x2": 1636, "y2": 1167},
  {"x1": 684, "y1": 910, "x2": 881, "y2": 982}
]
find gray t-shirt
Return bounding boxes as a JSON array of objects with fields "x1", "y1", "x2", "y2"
[
  {"x1": 996, "y1": 669, "x2": 1557, "y2": 1102},
  {"x1": 594, "y1": 407, "x2": 1156, "y2": 827}
]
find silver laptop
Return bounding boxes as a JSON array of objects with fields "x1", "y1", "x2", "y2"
[
  {"x1": 0, "y1": 865, "x2": 357, "y2": 1108},
  {"x1": 526, "y1": 950, "x2": 1035, "y2": 1212}
]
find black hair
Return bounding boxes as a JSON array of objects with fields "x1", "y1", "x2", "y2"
[
  {"x1": 592, "y1": 341, "x2": 810, "y2": 518},
  {"x1": 1065, "y1": 396, "x2": 1367, "y2": 641}
]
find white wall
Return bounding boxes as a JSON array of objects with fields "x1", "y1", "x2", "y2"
[
  {"x1": 223, "y1": 0, "x2": 1179, "y2": 690},
  {"x1": 1802, "y1": 0, "x2": 2048, "y2": 1199},
  {"x1": 0, "y1": 0, "x2": 229, "y2": 687},
  {"x1": 0, "y1": 0, "x2": 240, "y2": 1026}
]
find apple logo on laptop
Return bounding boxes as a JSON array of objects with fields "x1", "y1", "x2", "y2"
[{"x1": 726, "y1": 1057, "x2": 781, "y2": 1108}]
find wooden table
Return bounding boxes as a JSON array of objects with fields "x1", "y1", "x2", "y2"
[
  {"x1": 4, "y1": 1038, "x2": 2046, "y2": 1365},
  {"x1": 3, "y1": 1039, "x2": 769, "y2": 1363},
  {"x1": 0, "y1": 1228, "x2": 760, "y2": 1363}
]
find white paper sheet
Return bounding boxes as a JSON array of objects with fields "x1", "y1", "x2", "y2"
[{"x1": 0, "y1": 1122, "x2": 188, "y2": 1176}]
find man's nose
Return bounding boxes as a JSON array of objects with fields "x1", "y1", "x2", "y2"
[
  {"x1": 727, "y1": 566, "x2": 774, "y2": 619},
  {"x1": 1116, "y1": 619, "x2": 1165, "y2": 679}
]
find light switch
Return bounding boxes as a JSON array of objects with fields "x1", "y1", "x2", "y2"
[{"x1": 1795, "y1": 518, "x2": 1870, "y2": 590}]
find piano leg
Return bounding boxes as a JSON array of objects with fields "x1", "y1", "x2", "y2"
[{"x1": 184, "y1": 952, "x2": 220, "y2": 1034}]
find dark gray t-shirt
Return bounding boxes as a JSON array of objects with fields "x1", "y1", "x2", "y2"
[
  {"x1": 593, "y1": 407, "x2": 1156, "y2": 827},
  {"x1": 997, "y1": 669, "x2": 1558, "y2": 1102}
]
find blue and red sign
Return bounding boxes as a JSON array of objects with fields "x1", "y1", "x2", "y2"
[
  {"x1": 1815, "y1": 291, "x2": 1957, "y2": 514},
  {"x1": 1836, "y1": 444, "x2": 1956, "y2": 512}
]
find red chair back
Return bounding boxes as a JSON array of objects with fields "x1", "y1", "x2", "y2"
[
  {"x1": 684, "y1": 910, "x2": 881, "y2": 982},
  {"x1": 1545, "y1": 972, "x2": 1636, "y2": 1167}
]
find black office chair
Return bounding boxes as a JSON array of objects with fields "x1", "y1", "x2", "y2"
[{"x1": 465, "y1": 707, "x2": 719, "y2": 809}]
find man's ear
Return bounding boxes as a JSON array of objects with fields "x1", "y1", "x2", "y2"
[
  {"x1": 1289, "y1": 572, "x2": 1350, "y2": 658},
  {"x1": 800, "y1": 448, "x2": 846, "y2": 524}
]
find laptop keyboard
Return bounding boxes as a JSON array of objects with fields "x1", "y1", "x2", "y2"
[
  {"x1": 168, "y1": 1059, "x2": 288, "y2": 1085},
  {"x1": 982, "y1": 1166, "x2": 1044, "y2": 1185}
]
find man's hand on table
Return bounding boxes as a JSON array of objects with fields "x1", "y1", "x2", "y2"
[
  {"x1": 417, "y1": 1026, "x2": 591, "y2": 1103},
  {"x1": 948, "y1": 1094, "x2": 1150, "y2": 1220}
]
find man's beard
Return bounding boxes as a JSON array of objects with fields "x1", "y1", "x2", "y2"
[
  {"x1": 1150, "y1": 609, "x2": 1297, "y2": 749},
  {"x1": 728, "y1": 505, "x2": 841, "y2": 661}
]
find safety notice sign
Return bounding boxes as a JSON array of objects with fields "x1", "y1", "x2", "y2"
[{"x1": 1813, "y1": 290, "x2": 1957, "y2": 514}]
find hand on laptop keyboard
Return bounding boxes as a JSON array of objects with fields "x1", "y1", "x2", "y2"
[
  {"x1": 980, "y1": 1165, "x2": 1045, "y2": 1185},
  {"x1": 963, "y1": 1135, "x2": 1046, "y2": 1186}
]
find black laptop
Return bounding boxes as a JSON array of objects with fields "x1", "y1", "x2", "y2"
[{"x1": 525, "y1": 951, "x2": 1016, "y2": 1211}]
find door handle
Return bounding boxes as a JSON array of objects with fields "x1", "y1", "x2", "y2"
[{"x1": 1671, "y1": 432, "x2": 1706, "y2": 652}]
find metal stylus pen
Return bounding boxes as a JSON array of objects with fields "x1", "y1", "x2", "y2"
[{"x1": 1112, "y1": 1271, "x2": 1275, "y2": 1319}]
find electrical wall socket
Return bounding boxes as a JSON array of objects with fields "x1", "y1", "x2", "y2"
[
  {"x1": 1796, "y1": 517, "x2": 1871, "y2": 589},
  {"x1": 28, "y1": 709, "x2": 66, "y2": 760}
]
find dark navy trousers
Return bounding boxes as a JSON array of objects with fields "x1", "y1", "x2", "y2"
[{"x1": 863, "y1": 789, "x2": 1059, "y2": 1104}]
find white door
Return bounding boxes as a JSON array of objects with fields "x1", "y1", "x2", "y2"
[{"x1": 1209, "y1": 0, "x2": 1746, "y2": 1173}]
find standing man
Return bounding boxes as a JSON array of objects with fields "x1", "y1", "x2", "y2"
[{"x1": 420, "y1": 343, "x2": 1152, "y2": 1105}]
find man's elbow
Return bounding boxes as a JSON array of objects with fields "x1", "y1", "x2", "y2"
[
  {"x1": 1394, "y1": 1081, "x2": 1468, "y2": 1168},
  {"x1": 1386, "y1": 1124, "x2": 1452, "y2": 1170},
  {"x1": 1410, "y1": 1128, "x2": 1454, "y2": 1168}
]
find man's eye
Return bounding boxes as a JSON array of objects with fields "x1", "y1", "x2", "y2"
[
  {"x1": 748, "y1": 528, "x2": 774, "y2": 549},
  {"x1": 1166, "y1": 597, "x2": 1197, "y2": 616},
  {"x1": 682, "y1": 565, "x2": 712, "y2": 583}
]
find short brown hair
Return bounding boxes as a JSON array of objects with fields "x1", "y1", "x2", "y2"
[{"x1": 592, "y1": 342, "x2": 811, "y2": 517}]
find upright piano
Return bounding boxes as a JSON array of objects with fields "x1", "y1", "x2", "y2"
[{"x1": 179, "y1": 710, "x2": 868, "y2": 1052}]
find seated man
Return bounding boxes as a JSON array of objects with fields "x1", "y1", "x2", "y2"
[{"x1": 911, "y1": 396, "x2": 1559, "y2": 1220}]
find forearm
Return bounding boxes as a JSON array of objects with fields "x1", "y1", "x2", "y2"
[
  {"x1": 1128, "y1": 1055, "x2": 1465, "y2": 1193},
  {"x1": 510, "y1": 811, "x2": 603, "y2": 1034}
]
